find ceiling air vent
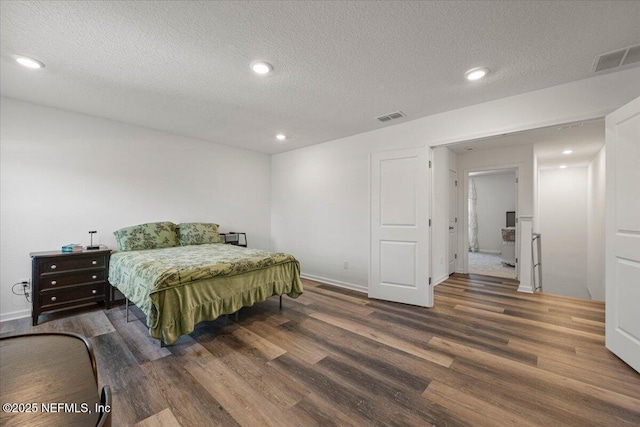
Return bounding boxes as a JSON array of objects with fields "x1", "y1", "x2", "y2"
[
  {"x1": 622, "y1": 45, "x2": 640, "y2": 66},
  {"x1": 593, "y1": 44, "x2": 640, "y2": 73},
  {"x1": 376, "y1": 111, "x2": 405, "y2": 122}
]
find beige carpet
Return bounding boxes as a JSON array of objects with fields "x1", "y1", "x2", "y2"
[{"x1": 468, "y1": 251, "x2": 516, "y2": 279}]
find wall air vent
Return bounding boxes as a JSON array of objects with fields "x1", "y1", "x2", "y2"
[
  {"x1": 593, "y1": 44, "x2": 640, "y2": 73},
  {"x1": 376, "y1": 111, "x2": 405, "y2": 122}
]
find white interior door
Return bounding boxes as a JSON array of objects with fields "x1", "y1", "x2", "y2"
[
  {"x1": 369, "y1": 146, "x2": 432, "y2": 307},
  {"x1": 605, "y1": 96, "x2": 640, "y2": 373},
  {"x1": 449, "y1": 170, "x2": 457, "y2": 274}
]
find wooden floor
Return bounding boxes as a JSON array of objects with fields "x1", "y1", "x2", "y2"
[{"x1": 2, "y1": 274, "x2": 639, "y2": 426}]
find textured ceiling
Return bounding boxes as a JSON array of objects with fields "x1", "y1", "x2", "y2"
[{"x1": 1, "y1": 1, "x2": 639, "y2": 154}]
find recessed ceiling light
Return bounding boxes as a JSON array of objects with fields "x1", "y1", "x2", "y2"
[
  {"x1": 560, "y1": 165, "x2": 567, "y2": 169},
  {"x1": 562, "y1": 150, "x2": 573, "y2": 154},
  {"x1": 251, "y1": 60, "x2": 273, "y2": 75},
  {"x1": 465, "y1": 67, "x2": 489, "y2": 81},
  {"x1": 276, "y1": 134, "x2": 287, "y2": 141},
  {"x1": 13, "y1": 55, "x2": 45, "y2": 69}
]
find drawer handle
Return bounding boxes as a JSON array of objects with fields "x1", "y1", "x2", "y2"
[
  {"x1": 51, "y1": 280, "x2": 57, "y2": 286},
  {"x1": 92, "y1": 290, "x2": 97, "y2": 295},
  {"x1": 92, "y1": 275, "x2": 97, "y2": 280},
  {"x1": 51, "y1": 265, "x2": 57, "y2": 270},
  {"x1": 51, "y1": 296, "x2": 57, "y2": 302},
  {"x1": 92, "y1": 260, "x2": 97, "y2": 265}
]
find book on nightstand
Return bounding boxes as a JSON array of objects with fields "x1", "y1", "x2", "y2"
[{"x1": 61, "y1": 244, "x2": 83, "y2": 253}]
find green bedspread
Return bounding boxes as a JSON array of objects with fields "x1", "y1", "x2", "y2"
[{"x1": 109, "y1": 244, "x2": 303, "y2": 344}]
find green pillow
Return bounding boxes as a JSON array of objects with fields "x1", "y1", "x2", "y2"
[
  {"x1": 178, "y1": 223, "x2": 222, "y2": 246},
  {"x1": 114, "y1": 222, "x2": 179, "y2": 251}
]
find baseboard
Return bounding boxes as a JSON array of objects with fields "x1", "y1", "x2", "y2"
[
  {"x1": 433, "y1": 274, "x2": 449, "y2": 286},
  {"x1": 477, "y1": 249, "x2": 501, "y2": 255},
  {"x1": 300, "y1": 273, "x2": 367, "y2": 293},
  {"x1": 517, "y1": 283, "x2": 534, "y2": 294},
  {"x1": 0, "y1": 309, "x2": 30, "y2": 323}
]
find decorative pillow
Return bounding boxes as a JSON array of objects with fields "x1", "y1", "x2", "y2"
[
  {"x1": 178, "y1": 222, "x2": 222, "y2": 246},
  {"x1": 113, "y1": 222, "x2": 179, "y2": 251}
]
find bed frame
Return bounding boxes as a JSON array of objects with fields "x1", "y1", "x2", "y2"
[{"x1": 123, "y1": 293, "x2": 286, "y2": 347}]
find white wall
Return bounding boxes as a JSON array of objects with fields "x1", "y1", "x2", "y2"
[
  {"x1": 472, "y1": 171, "x2": 516, "y2": 253},
  {"x1": 0, "y1": 98, "x2": 272, "y2": 320},
  {"x1": 271, "y1": 131, "x2": 428, "y2": 292},
  {"x1": 538, "y1": 167, "x2": 589, "y2": 299},
  {"x1": 587, "y1": 147, "x2": 606, "y2": 301},
  {"x1": 533, "y1": 153, "x2": 539, "y2": 233},
  {"x1": 416, "y1": 67, "x2": 640, "y2": 148},
  {"x1": 3, "y1": 67, "x2": 634, "y2": 318},
  {"x1": 272, "y1": 69, "x2": 639, "y2": 291}
]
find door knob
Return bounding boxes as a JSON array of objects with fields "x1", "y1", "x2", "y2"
[{"x1": 449, "y1": 226, "x2": 454, "y2": 230}]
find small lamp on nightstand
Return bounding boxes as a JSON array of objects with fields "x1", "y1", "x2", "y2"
[{"x1": 87, "y1": 230, "x2": 100, "y2": 250}]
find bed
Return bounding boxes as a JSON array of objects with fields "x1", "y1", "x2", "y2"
[{"x1": 108, "y1": 221, "x2": 303, "y2": 345}]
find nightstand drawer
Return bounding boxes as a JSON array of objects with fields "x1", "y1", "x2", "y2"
[
  {"x1": 40, "y1": 255, "x2": 106, "y2": 273},
  {"x1": 39, "y1": 270, "x2": 106, "y2": 290},
  {"x1": 40, "y1": 284, "x2": 106, "y2": 308}
]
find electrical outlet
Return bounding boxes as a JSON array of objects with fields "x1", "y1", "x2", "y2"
[
  {"x1": 343, "y1": 261, "x2": 349, "y2": 269},
  {"x1": 19, "y1": 278, "x2": 31, "y2": 301}
]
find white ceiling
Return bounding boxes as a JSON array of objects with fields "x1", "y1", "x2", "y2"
[
  {"x1": 450, "y1": 119, "x2": 605, "y2": 169},
  {"x1": 1, "y1": 1, "x2": 639, "y2": 154},
  {"x1": 533, "y1": 121, "x2": 605, "y2": 170}
]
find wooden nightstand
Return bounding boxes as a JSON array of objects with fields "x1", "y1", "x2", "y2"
[{"x1": 30, "y1": 248, "x2": 111, "y2": 326}]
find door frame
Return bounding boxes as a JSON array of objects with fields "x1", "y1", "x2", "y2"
[
  {"x1": 461, "y1": 163, "x2": 522, "y2": 280},
  {"x1": 448, "y1": 169, "x2": 458, "y2": 275}
]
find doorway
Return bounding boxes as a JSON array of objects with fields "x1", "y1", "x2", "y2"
[
  {"x1": 467, "y1": 168, "x2": 518, "y2": 280},
  {"x1": 442, "y1": 118, "x2": 605, "y2": 288},
  {"x1": 448, "y1": 170, "x2": 458, "y2": 275}
]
